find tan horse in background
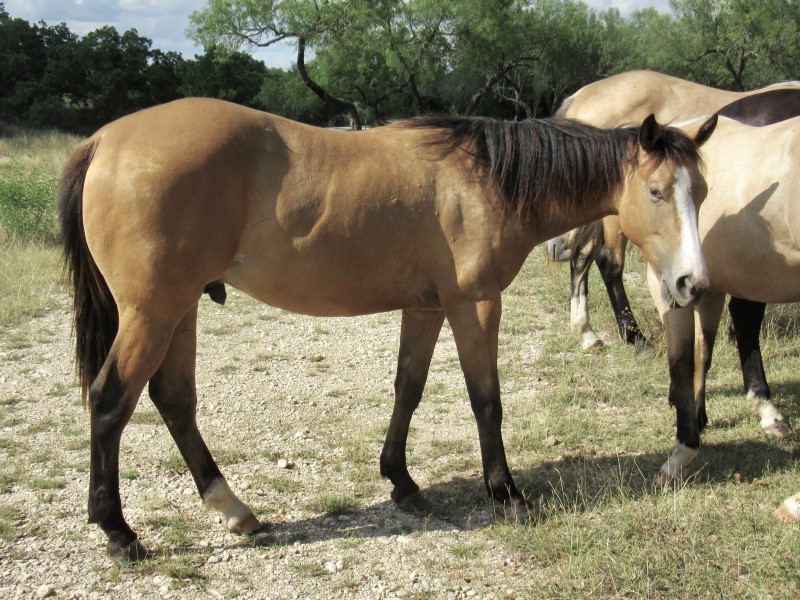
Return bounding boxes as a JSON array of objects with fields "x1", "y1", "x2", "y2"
[
  {"x1": 647, "y1": 115, "x2": 800, "y2": 479},
  {"x1": 548, "y1": 71, "x2": 798, "y2": 437},
  {"x1": 58, "y1": 97, "x2": 715, "y2": 561}
]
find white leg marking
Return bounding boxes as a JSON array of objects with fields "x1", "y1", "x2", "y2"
[
  {"x1": 659, "y1": 442, "x2": 698, "y2": 481},
  {"x1": 204, "y1": 478, "x2": 260, "y2": 533},
  {"x1": 570, "y1": 295, "x2": 602, "y2": 351},
  {"x1": 748, "y1": 392, "x2": 792, "y2": 437}
]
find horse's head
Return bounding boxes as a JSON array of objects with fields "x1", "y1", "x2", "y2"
[{"x1": 618, "y1": 114, "x2": 717, "y2": 308}]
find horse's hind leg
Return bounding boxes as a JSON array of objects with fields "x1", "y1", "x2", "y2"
[
  {"x1": 148, "y1": 305, "x2": 261, "y2": 534},
  {"x1": 88, "y1": 308, "x2": 183, "y2": 561},
  {"x1": 728, "y1": 297, "x2": 792, "y2": 437},
  {"x1": 380, "y1": 308, "x2": 445, "y2": 511}
]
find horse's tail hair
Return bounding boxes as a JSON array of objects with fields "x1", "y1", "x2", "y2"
[{"x1": 58, "y1": 138, "x2": 118, "y2": 404}]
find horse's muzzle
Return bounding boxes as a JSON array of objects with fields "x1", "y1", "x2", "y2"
[
  {"x1": 545, "y1": 236, "x2": 572, "y2": 262},
  {"x1": 662, "y1": 273, "x2": 709, "y2": 308}
]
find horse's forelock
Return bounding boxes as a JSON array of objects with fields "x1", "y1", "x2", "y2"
[{"x1": 640, "y1": 126, "x2": 705, "y2": 173}]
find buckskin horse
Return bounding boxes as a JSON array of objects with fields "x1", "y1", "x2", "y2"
[
  {"x1": 546, "y1": 71, "x2": 799, "y2": 441},
  {"x1": 642, "y1": 115, "x2": 800, "y2": 479},
  {"x1": 59, "y1": 97, "x2": 715, "y2": 560}
]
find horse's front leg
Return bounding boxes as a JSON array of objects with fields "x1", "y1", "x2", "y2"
[
  {"x1": 648, "y1": 267, "x2": 700, "y2": 480},
  {"x1": 728, "y1": 297, "x2": 792, "y2": 437},
  {"x1": 446, "y1": 296, "x2": 527, "y2": 516},
  {"x1": 380, "y1": 308, "x2": 445, "y2": 511},
  {"x1": 693, "y1": 291, "x2": 725, "y2": 434}
]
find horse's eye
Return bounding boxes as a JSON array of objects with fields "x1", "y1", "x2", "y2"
[{"x1": 649, "y1": 188, "x2": 664, "y2": 202}]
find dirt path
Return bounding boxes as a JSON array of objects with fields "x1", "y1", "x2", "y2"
[{"x1": 0, "y1": 283, "x2": 550, "y2": 599}]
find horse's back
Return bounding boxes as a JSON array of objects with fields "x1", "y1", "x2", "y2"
[{"x1": 564, "y1": 70, "x2": 735, "y2": 126}]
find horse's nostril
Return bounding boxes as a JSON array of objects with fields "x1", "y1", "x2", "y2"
[{"x1": 676, "y1": 274, "x2": 695, "y2": 297}]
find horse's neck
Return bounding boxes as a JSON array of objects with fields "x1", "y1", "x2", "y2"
[{"x1": 528, "y1": 191, "x2": 617, "y2": 246}]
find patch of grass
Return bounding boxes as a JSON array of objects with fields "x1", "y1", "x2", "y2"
[
  {"x1": 310, "y1": 493, "x2": 359, "y2": 515},
  {"x1": 29, "y1": 476, "x2": 66, "y2": 490},
  {"x1": 267, "y1": 475, "x2": 302, "y2": 494},
  {"x1": 120, "y1": 469, "x2": 140, "y2": 480},
  {"x1": 0, "y1": 241, "x2": 63, "y2": 329},
  {"x1": 0, "y1": 504, "x2": 22, "y2": 541},
  {"x1": 0, "y1": 396, "x2": 25, "y2": 407},
  {"x1": 289, "y1": 561, "x2": 330, "y2": 578}
]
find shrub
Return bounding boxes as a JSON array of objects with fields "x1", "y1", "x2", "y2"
[{"x1": 0, "y1": 161, "x2": 58, "y2": 242}]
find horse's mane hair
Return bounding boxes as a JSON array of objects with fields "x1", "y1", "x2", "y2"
[{"x1": 396, "y1": 115, "x2": 702, "y2": 223}]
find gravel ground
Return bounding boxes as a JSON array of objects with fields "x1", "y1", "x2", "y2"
[{"x1": 0, "y1": 287, "x2": 548, "y2": 599}]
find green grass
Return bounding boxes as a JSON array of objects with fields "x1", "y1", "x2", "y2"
[
  {"x1": 310, "y1": 493, "x2": 359, "y2": 515},
  {"x1": 0, "y1": 127, "x2": 78, "y2": 327}
]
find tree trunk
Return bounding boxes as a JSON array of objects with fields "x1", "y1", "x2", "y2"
[{"x1": 296, "y1": 37, "x2": 362, "y2": 130}]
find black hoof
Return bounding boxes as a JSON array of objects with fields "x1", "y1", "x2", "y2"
[
  {"x1": 497, "y1": 497, "x2": 536, "y2": 523},
  {"x1": 108, "y1": 538, "x2": 150, "y2": 563},
  {"x1": 394, "y1": 491, "x2": 434, "y2": 514}
]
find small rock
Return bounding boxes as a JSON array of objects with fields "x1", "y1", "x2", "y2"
[
  {"x1": 277, "y1": 458, "x2": 293, "y2": 469},
  {"x1": 36, "y1": 585, "x2": 55, "y2": 598},
  {"x1": 774, "y1": 492, "x2": 800, "y2": 523},
  {"x1": 324, "y1": 561, "x2": 339, "y2": 573}
]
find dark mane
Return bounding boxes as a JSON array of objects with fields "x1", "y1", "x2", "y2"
[{"x1": 397, "y1": 115, "x2": 702, "y2": 223}]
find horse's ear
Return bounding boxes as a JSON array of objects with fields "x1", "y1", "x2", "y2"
[
  {"x1": 693, "y1": 114, "x2": 718, "y2": 147},
  {"x1": 638, "y1": 114, "x2": 663, "y2": 153}
]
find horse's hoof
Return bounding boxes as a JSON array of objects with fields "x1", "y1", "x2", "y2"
[
  {"x1": 500, "y1": 499, "x2": 535, "y2": 523},
  {"x1": 395, "y1": 491, "x2": 434, "y2": 514},
  {"x1": 227, "y1": 513, "x2": 264, "y2": 535},
  {"x1": 581, "y1": 338, "x2": 604, "y2": 353},
  {"x1": 774, "y1": 492, "x2": 800, "y2": 523},
  {"x1": 108, "y1": 538, "x2": 149, "y2": 563},
  {"x1": 761, "y1": 418, "x2": 793, "y2": 439}
]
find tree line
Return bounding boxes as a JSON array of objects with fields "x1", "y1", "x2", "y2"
[{"x1": 2, "y1": 0, "x2": 798, "y2": 133}]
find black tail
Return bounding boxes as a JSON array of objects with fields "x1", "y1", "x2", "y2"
[{"x1": 58, "y1": 138, "x2": 118, "y2": 403}]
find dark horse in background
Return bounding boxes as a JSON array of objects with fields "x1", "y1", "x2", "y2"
[
  {"x1": 59, "y1": 97, "x2": 715, "y2": 561},
  {"x1": 547, "y1": 73, "x2": 799, "y2": 442}
]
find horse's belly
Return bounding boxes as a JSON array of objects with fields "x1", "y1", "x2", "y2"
[{"x1": 222, "y1": 254, "x2": 429, "y2": 317}]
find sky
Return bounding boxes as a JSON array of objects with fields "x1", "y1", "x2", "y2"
[{"x1": 5, "y1": 0, "x2": 673, "y2": 69}]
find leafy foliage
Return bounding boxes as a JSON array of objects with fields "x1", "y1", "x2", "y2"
[{"x1": 1, "y1": 1, "x2": 799, "y2": 128}]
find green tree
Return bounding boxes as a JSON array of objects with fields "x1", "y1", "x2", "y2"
[
  {"x1": 179, "y1": 44, "x2": 268, "y2": 107},
  {"x1": 669, "y1": 0, "x2": 800, "y2": 89},
  {"x1": 188, "y1": 0, "x2": 367, "y2": 127}
]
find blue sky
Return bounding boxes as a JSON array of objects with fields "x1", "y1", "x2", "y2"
[{"x1": 5, "y1": 0, "x2": 673, "y2": 68}]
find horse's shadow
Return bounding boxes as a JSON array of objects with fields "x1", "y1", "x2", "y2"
[{"x1": 211, "y1": 437, "x2": 798, "y2": 554}]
